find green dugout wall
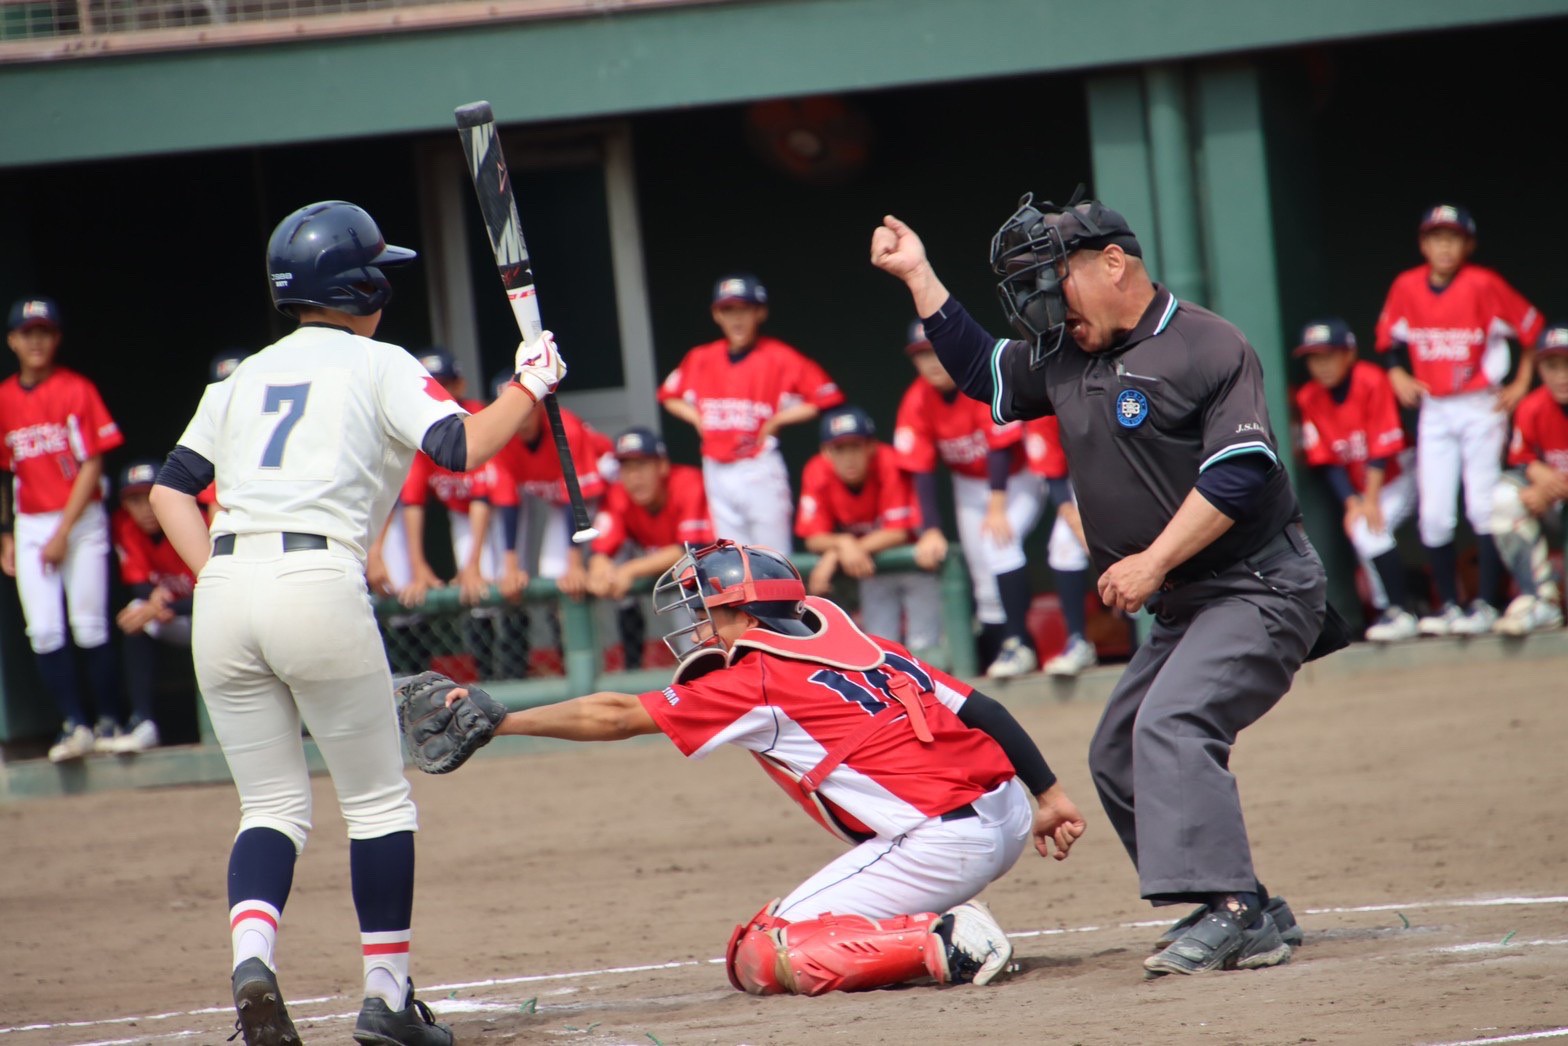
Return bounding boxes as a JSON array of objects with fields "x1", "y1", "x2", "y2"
[{"x1": 4, "y1": 8, "x2": 1568, "y2": 741}]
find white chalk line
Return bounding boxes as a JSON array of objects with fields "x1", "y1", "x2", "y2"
[
  {"x1": 4, "y1": 892, "x2": 1565, "y2": 1042},
  {"x1": 1427, "y1": 1028, "x2": 1568, "y2": 1046}
]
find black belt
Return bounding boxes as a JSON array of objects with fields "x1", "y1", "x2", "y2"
[
  {"x1": 211, "y1": 533, "x2": 329, "y2": 556},
  {"x1": 940, "y1": 802, "x2": 978, "y2": 822}
]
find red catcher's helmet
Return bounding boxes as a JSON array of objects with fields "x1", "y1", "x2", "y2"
[{"x1": 653, "y1": 540, "x2": 809, "y2": 658}]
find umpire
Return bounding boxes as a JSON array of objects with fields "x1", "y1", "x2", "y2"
[{"x1": 871, "y1": 191, "x2": 1341, "y2": 979}]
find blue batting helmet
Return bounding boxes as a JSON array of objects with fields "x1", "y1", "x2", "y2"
[{"x1": 266, "y1": 201, "x2": 416, "y2": 317}]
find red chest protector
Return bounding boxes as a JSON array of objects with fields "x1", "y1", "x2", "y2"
[{"x1": 673, "y1": 597, "x2": 935, "y2": 843}]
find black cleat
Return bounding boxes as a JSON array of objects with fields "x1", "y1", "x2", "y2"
[
  {"x1": 1144, "y1": 908, "x2": 1291, "y2": 979},
  {"x1": 228, "y1": 958, "x2": 300, "y2": 1046},
  {"x1": 352, "y1": 981, "x2": 453, "y2": 1046},
  {"x1": 1151, "y1": 894, "x2": 1303, "y2": 951}
]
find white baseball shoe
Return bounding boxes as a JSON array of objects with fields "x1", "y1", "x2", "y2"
[
  {"x1": 1417, "y1": 603, "x2": 1464, "y2": 636},
  {"x1": 112, "y1": 718, "x2": 161, "y2": 754},
  {"x1": 1364, "y1": 607, "x2": 1420, "y2": 643},
  {"x1": 933, "y1": 901, "x2": 1014, "y2": 986},
  {"x1": 985, "y1": 637, "x2": 1038, "y2": 679},
  {"x1": 1450, "y1": 599, "x2": 1500, "y2": 636},
  {"x1": 1493, "y1": 595, "x2": 1565, "y2": 636},
  {"x1": 1045, "y1": 635, "x2": 1099, "y2": 676},
  {"x1": 47, "y1": 723, "x2": 95, "y2": 764}
]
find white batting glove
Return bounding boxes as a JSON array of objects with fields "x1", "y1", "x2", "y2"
[{"x1": 514, "y1": 330, "x2": 567, "y2": 402}]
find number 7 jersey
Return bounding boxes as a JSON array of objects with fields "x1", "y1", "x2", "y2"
[{"x1": 174, "y1": 326, "x2": 466, "y2": 559}]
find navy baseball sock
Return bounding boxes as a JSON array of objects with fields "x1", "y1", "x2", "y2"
[
  {"x1": 229, "y1": 827, "x2": 298, "y2": 972},
  {"x1": 1476, "y1": 534, "x2": 1504, "y2": 609},
  {"x1": 122, "y1": 632, "x2": 158, "y2": 724},
  {"x1": 351, "y1": 831, "x2": 416, "y2": 1009},
  {"x1": 995, "y1": 567, "x2": 1035, "y2": 647},
  {"x1": 1424, "y1": 541, "x2": 1459, "y2": 607},
  {"x1": 81, "y1": 641, "x2": 127, "y2": 726},
  {"x1": 35, "y1": 648, "x2": 87, "y2": 728},
  {"x1": 1370, "y1": 550, "x2": 1409, "y2": 612},
  {"x1": 1054, "y1": 568, "x2": 1089, "y2": 640}
]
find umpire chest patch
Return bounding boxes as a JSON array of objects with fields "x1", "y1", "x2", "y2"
[{"x1": 1116, "y1": 388, "x2": 1151, "y2": 428}]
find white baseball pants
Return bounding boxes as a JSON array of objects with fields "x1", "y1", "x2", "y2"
[
  {"x1": 952, "y1": 472, "x2": 1045, "y2": 626},
  {"x1": 858, "y1": 571, "x2": 943, "y2": 652},
  {"x1": 13, "y1": 503, "x2": 112, "y2": 654},
  {"x1": 703, "y1": 447, "x2": 794, "y2": 553},
  {"x1": 1417, "y1": 391, "x2": 1508, "y2": 545}
]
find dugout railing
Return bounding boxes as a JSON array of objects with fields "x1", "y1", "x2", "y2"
[{"x1": 368, "y1": 546, "x2": 976, "y2": 713}]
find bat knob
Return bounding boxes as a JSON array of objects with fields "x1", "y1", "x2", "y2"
[{"x1": 571, "y1": 528, "x2": 601, "y2": 546}]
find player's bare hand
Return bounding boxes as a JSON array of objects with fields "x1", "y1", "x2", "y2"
[
  {"x1": 1520, "y1": 485, "x2": 1552, "y2": 516},
  {"x1": 838, "y1": 538, "x2": 875, "y2": 579},
  {"x1": 1362, "y1": 498, "x2": 1386, "y2": 535},
  {"x1": 1341, "y1": 495, "x2": 1365, "y2": 537},
  {"x1": 1388, "y1": 368, "x2": 1428, "y2": 409},
  {"x1": 456, "y1": 564, "x2": 488, "y2": 606},
  {"x1": 498, "y1": 564, "x2": 530, "y2": 602},
  {"x1": 366, "y1": 550, "x2": 396, "y2": 598},
  {"x1": 913, "y1": 528, "x2": 948, "y2": 571},
  {"x1": 808, "y1": 556, "x2": 838, "y2": 595},
  {"x1": 1495, "y1": 380, "x2": 1529, "y2": 414},
  {"x1": 981, "y1": 504, "x2": 1013, "y2": 546},
  {"x1": 556, "y1": 561, "x2": 589, "y2": 600},
  {"x1": 0, "y1": 534, "x2": 15, "y2": 578},
  {"x1": 400, "y1": 566, "x2": 444, "y2": 608},
  {"x1": 1033, "y1": 784, "x2": 1087, "y2": 861},
  {"x1": 586, "y1": 555, "x2": 616, "y2": 599},
  {"x1": 117, "y1": 599, "x2": 158, "y2": 634},
  {"x1": 1098, "y1": 551, "x2": 1166, "y2": 614},
  {"x1": 870, "y1": 215, "x2": 932, "y2": 283},
  {"x1": 40, "y1": 530, "x2": 69, "y2": 571}
]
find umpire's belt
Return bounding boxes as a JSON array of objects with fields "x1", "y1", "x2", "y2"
[
  {"x1": 211, "y1": 532, "x2": 329, "y2": 556},
  {"x1": 939, "y1": 802, "x2": 979, "y2": 822},
  {"x1": 1160, "y1": 520, "x2": 1308, "y2": 593}
]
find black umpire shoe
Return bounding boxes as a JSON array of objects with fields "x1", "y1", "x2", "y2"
[
  {"x1": 229, "y1": 958, "x2": 300, "y2": 1046},
  {"x1": 1143, "y1": 908, "x2": 1292, "y2": 979},
  {"x1": 353, "y1": 981, "x2": 453, "y2": 1046},
  {"x1": 1151, "y1": 895, "x2": 1303, "y2": 952}
]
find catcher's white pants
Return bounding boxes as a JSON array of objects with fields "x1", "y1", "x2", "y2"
[
  {"x1": 953, "y1": 472, "x2": 1045, "y2": 626},
  {"x1": 703, "y1": 446, "x2": 794, "y2": 552},
  {"x1": 775, "y1": 777, "x2": 1033, "y2": 921},
  {"x1": 13, "y1": 503, "x2": 112, "y2": 654},
  {"x1": 1417, "y1": 391, "x2": 1508, "y2": 544},
  {"x1": 858, "y1": 571, "x2": 943, "y2": 652},
  {"x1": 193, "y1": 533, "x2": 416, "y2": 853}
]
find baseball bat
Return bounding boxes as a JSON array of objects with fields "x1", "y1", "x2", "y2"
[{"x1": 454, "y1": 99, "x2": 599, "y2": 544}]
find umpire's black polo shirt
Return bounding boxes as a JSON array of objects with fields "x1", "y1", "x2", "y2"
[{"x1": 925, "y1": 285, "x2": 1299, "y2": 580}]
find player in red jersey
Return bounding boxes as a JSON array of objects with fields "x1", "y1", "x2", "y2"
[
  {"x1": 894, "y1": 322, "x2": 1044, "y2": 678},
  {"x1": 1375, "y1": 205, "x2": 1544, "y2": 635},
  {"x1": 440, "y1": 541, "x2": 1086, "y2": 995},
  {"x1": 1021, "y1": 415, "x2": 1099, "y2": 675},
  {"x1": 395, "y1": 452, "x2": 497, "y2": 607},
  {"x1": 659, "y1": 274, "x2": 843, "y2": 551},
  {"x1": 1293, "y1": 319, "x2": 1420, "y2": 642},
  {"x1": 0, "y1": 297, "x2": 128, "y2": 762},
  {"x1": 586, "y1": 427, "x2": 714, "y2": 670},
  {"x1": 1489, "y1": 323, "x2": 1568, "y2": 635},
  {"x1": 111, "y1": 459, "x2": 198, "y2": 753},
  {"x1": 795, "y1": 405, "x2": 941, "y2": 657}
]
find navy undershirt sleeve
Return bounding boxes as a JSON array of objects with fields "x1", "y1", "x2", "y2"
[
  {"x1": 922, "y1": 298, "x2": 999, "y2": 406},
  {"x1": 957, "y1": 690, "x2": 1056, "y2": 794},
  {"x1": 1194, "y1": 454, "x2": 1273, "y2": 520},
  {"x1": 1366, "y1": 457, "x2": 1390, "y2": 476},
  {"x1": 1319, "y1": 465, "x2": 1356, "y2": 504},
  {"x1": 1383, "y1": 341, "x2": 1412, "y2": 372},
  {"x1": 155, "y1": 446, "x2": 215, "y2": 496},
  {"x1": 913, "y1": 471, "x2": 942, "y2": 533},
  {"x1": 421, "y1": 415, "x2": 469, "y2": 472},
  {"x1": 1046, "y1": 477, "x2": 1074, "y2": 505},
  {"x1": 986, "y1": 448, "x2": 1011, "y2": 492},
  {"x1": 498, "y1": 506, "x2": 520, "y2": 552}
]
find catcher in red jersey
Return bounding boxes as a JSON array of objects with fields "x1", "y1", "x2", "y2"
[
  {"x1": 1375, "y1": 205, "x2": 1544, "y2": 635},
  {"x1": 1, "y1": 297, "x2": 129, "y2": 762},
  {"x1": 1489, "y1": 324, "x2": 1568, "y2": 635},
  {"x1": 1293, "y1": 319, "x2": 1419, "y2": 642},
  {"x1": 796, "y1": 404, "x2": 942, "y2": 656},
  {"x1": 659, "y1": 274, "x2": 844, "y2": 551},
  {"x1": 419, "y1": 540, "x2": 1085, "y2": 995}
]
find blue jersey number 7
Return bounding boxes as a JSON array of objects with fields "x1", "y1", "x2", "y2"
[{"x1": 260, "y1": 383, "x2": 311, "y2": 468}]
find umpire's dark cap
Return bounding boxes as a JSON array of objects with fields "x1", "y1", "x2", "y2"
[
  {"x1": 712, "y1": 273, "x2": 768, "y2": 307},
  {"x1": 1293, "y1": 318, "x2": 1358, "y2": 356},
  {"x1": 1050, "y1": 202, "x2": 1144, "y2": 258},
  {"x1": 418, "y1": 346, "x2": 460, "y2": 382},
  {"x1": 1538, "y1": 324, "x2": 1568, "y2": 356},
  {"x1": 820, "y1": 405, "x2": 876, "y2": 444},
  {"x1": 1419, "y1": 204, "x2": 1476, "y2": 237},
  {"x1": 8, "y1": 297, "x2": 61, "y2": 332},
  {"x1": 614, "y1": 426, "x2": 668, "y2": 460}
]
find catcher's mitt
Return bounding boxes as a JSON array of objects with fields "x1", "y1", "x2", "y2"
[{"x1": 394, "y1": 671, "x2": 508, "y2": 774}]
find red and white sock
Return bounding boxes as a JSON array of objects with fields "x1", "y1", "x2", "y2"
[
  {"x1": 230, "y1": 900, "x2": 280, "y2": 971},
  {"x1": 362, "y1": 929, "x2": 411, "y2": 1009}
]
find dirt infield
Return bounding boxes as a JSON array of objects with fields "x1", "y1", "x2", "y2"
[{"x1": 4, "y1": 652, "x2": 1567, "y2": 1046}]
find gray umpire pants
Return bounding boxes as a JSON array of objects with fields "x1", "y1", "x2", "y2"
[{"x1": 1088, "y1": 522, "x2": 1326, "y2": 904}]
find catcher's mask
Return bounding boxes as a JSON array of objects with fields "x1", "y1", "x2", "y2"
[
  {"x1": 990, "y1": 185, "x2": 1142, "y2": 367},
  {"x1": 652, "y1": 540, "x2": 811, "y2": 659}
]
